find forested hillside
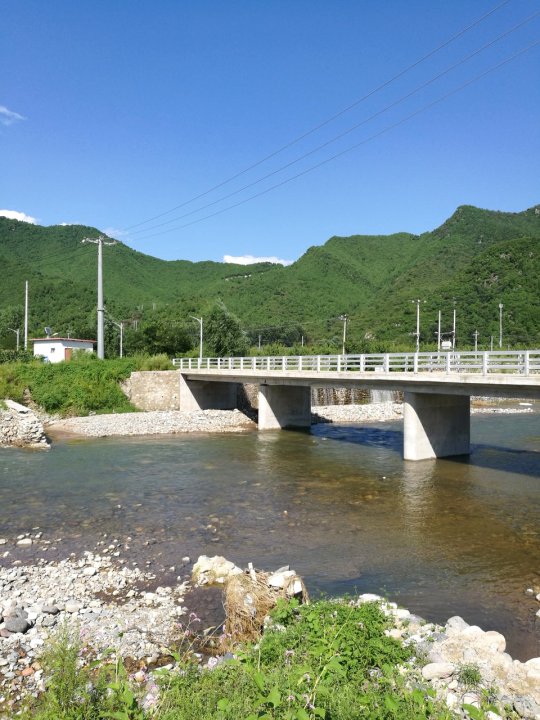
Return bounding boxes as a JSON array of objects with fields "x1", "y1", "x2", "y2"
[{"x1": 1, "y1": 203, "x2": 539, "y2": 354}]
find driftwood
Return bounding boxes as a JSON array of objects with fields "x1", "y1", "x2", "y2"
[{"x1": 192, "y1": 556, "x2": 308, "y2": 646}]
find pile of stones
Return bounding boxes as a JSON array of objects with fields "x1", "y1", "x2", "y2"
[
  {"x1": 354, "y1": 593, "x2": 540, "y2": 719},
  {"x1": 0, "y1": 553, "x2": 189, "y2": 715},
  {"x1": 0, "y1": 401, "x2": 49, "y2": 449}
]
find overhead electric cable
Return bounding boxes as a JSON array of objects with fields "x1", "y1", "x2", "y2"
[
  {"x1": 123, "y1": 0, "x2": 512, "y2": 232},
  {"x1": 132, "y1": 38, "x2": 540, "y2": 241},
  {"x1": 128, "y1": 9, "x2": 540, "y2": 237}
]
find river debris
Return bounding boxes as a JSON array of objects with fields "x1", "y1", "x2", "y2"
[{"x1": 192, "y1": 555, "x2": 309, "y2": 645}]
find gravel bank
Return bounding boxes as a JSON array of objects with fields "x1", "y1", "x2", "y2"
[
  {"x1": 0, "y1": 551, "x2": 190, "y2": 716},
  {"x1": 46, "y1": 408, "x2": 256, "y2": 438},
  {"x1": 44, "y1": 402, "x2": 534, "y2": 440}
]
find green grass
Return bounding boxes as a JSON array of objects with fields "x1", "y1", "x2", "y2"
[
  {"x1": 17, "y1": 599, "x2": 464, "y2": 720},
  {"x1": 0, "y1": 354, "x2": 172, "y2": 417}
]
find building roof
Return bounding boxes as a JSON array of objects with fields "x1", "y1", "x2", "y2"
[{"x1": 32, "y1": 337, "x2": 96, "y2": 343}]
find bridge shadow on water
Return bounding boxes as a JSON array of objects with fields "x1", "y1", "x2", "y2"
[{"x1": 306, "y1": 423, "x2": 540, "y2": 479}]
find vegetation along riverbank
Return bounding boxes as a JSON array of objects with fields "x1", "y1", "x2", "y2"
[{"x1": 0, "y1": 550, "x2": 539, "y2": 719}]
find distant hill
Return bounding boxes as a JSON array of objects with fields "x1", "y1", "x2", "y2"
[{"x1": 1, "y1": 203, "x2": 539, "y2": 352}]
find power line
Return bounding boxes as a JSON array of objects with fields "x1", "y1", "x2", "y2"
[
  {"x1": 131, "y1": 38, "x2": 540, "y2": 241},
  {"x1": 128, "y1": 9, "x2": 540, "y2": 238},
  {"x1": 123, "y1": 0, "x2": 512, "y2": 232}
]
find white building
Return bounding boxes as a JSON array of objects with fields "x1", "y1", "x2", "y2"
[{"x1": 32, "y1": 337, "x2": 95, "y2": 363}]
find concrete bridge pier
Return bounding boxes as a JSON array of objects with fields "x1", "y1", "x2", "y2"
[
  {"x1": 258, "y1": 384, "x2": 311, "y2": 430},
  {"x1": 179, "y1": 374, "x2": 238, "y2": 411},
  {"x1": 403, "y1": 392, "x2": 470, "y2": 461}
]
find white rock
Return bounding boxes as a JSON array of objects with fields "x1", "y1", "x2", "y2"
[
  {"x1": 445, "y1": 616, "x2": 469, "y2": 634},
  {"x1": 0, "y1": 539, "x2": 6, "y2": 545},
  {"x1": 485, "y1": 712, "x2": 503, "y2": 720},
  {"x1": 358, "y1": 593, "x2": 381, "y2": 603},
  {"x1": 16, "y1": 538, "x2": 32, "y2": 547},
  {"x1": 267, "y1": 570, "x2": 295, "y2": 588},
  {"x1": 191, "y1": 555, "x2": 242, "y2": 586},
  {"x1": 421, "y1": 662, "x2": 456, "y2": 680},
  {"x1": 462, "y1": 692, "x2": 480, "y2": 707},
  {"x1": 484, "y1": 630, "x2": 506, "y2": 653},
  {"x1": 394, "y1": 608, "x2": 411, "y2": 620},
  {"x1": 83, "y1": 566, "x2": 97, "y2": 577},
  {"x1": 65, "y1": 601, "x2": 82, "y2": 613}
]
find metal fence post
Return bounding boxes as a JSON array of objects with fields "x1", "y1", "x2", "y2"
[
  {"x1": 524, "y1": 350, "x2": 530, "y2": 377},
  {"x1": 446, "y1": 353, "x2": 451, "y2": 374},
  {"x1": 413, "y1": 353, "x2": 418, "y2": 374},
  {"x1": 482, "y1": 352, "x2": 488, "y2": 376}
]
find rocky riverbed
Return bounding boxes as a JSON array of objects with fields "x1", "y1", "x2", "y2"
[{"x1": 1, "y1": 552, "x2": 539, "y2": 718}]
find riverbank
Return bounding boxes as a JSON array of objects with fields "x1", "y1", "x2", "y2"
[
  {"x1": 1, "y1": 552, "x2": 539, "y2": 719},
  {"x1": 42, "y1": 400, "x2": 534, "y2": 440}
]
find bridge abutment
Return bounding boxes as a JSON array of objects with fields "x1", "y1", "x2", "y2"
[
  {"x1": 179, "y1": 374, "x2": 238, "y2": 411},
  {"x1": 403, "y1": 392, "x2": 470, "y2": 460},
  {"x1": 258, "y1": 385, "x2": 311, "y2": 430}
]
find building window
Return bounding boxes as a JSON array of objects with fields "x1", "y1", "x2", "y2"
[{"x1": 50, "y1": 347, "x2": 55, "y2": 353}]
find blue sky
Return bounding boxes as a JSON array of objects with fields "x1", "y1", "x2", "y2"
[{"x1": 1, "y1": 0, "x2": 539, "y2": 264}]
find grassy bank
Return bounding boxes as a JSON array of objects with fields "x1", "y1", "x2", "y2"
[
  {"x1": 0, "y1": 354, "x2": 173, "y2": 417},
  {"x1": 14, "y1": 598, "x2": 503, "y2": 720}
]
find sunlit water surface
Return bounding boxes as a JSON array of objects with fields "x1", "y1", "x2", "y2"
[{"x1": 1, "y1": 409, "x2": 539, "y2": 659}]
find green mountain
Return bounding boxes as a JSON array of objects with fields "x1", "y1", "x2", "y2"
[{"x1": 1, "y1": 203, "x2": 539, "y2": 353}]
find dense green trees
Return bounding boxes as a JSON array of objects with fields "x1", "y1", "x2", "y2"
[
  {"x1": 204, "y1": 302, "x2": 248, "y2": 356},
  {"x1": 1, "y1": 204, "x2": 539, "y2": 355}
]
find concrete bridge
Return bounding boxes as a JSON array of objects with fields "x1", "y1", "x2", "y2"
[{"x1": 173, "y1": 350, "x2": 540, "y2": 461}]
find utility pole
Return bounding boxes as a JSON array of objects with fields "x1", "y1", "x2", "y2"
[
  {"x1": 8, "y1": 328, "x2": 20, "y2": 351},
  {"x1": 473, "y1": 329, "x2": 479, "y2": 353},
  {"x1": 191, "y1": 316, "x2": 203, "y2": 359},
  {"x1": 339, "y1": 314, "x2": 348, "y2": 355},
  {"x1": 258, "y1": 334, "x2": 262, "y2": 350},
  {"x1": 436, "y1": 310, "x2": 441, "y2": 351},
  {"x1": 24, "y1": 280, "x2": 28, "y2": 350},
  {"x1": 499, "y1": 303, "x2": 503, "y2": 349},
  {"x1": 452, "y1": 299, "x2": 457, "y2": 350},
  {"x1": 82, "y1": 236, "x2": 117, "y2": 359}
]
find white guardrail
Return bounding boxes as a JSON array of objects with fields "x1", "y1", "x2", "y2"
[{"x1": 173, "y1": 350, "x2": 540, "y2": 377}]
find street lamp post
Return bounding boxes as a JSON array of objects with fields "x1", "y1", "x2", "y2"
[
  {"x1": 339, "y1": 315, "x2": 348, "y2": 355},
  {"x1": 499, "y1": 303, "x2": 503, "y2": 349},
  {"x1": 8, "y1": 327, "x2": 20, "y2": 352},
  {"x1": 191, "y1": 316, "x2": 203, "y2": 359},
  {"x1": 412, "y1": 300, "x2": 423, "y2": 353},
  {"x1": 108, "y1": 318, "x2": 124, "y2": 357}
]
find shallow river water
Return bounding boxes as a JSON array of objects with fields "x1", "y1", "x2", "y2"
[{"x1": 1, "y1": 409, "x2": 539, "y2": 659}]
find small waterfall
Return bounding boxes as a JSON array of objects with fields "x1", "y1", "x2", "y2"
[
  {"x1": 312, "y1": 386, "x2": 369, "y2": 406},
  {"x1": 369, "y1": 388, "x2": 401, "y2": 403}
]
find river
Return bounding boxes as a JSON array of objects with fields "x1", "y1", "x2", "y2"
[{"x1": 1, "y1": 407, "x2": 539, "y2": 659}]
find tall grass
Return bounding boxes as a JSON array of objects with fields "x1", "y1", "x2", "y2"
[{"x1": 0, "y1": 353, "x2": 173, "y2": 417}]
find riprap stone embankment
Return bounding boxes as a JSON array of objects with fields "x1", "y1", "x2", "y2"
[{"x1": 0, "y1": 400, "x2": 49, "y2": 449}]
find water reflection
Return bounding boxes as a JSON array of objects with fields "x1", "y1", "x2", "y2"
[{"x1": 0, "y1": 411, "x2": 539, "y2": 659}]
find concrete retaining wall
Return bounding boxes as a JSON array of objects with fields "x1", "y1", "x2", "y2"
[{"x1": 122, "y1": 371, "x2": 180, "y2": 411}]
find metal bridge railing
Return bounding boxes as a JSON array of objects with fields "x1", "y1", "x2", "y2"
[{"x1": 172, "y1": 350, "x2": 540, "y2": 377}]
